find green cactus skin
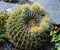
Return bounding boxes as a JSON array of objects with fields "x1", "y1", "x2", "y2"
[
  {"x1": 6, "y1": 4, "x2": 51, "y2": 50},
  {"x1": 0, "y1": 11, "x2": 9, "y2": 42}
]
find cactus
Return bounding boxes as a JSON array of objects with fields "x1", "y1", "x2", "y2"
[
  {"x1": 0, "y1": 11, "x2": 9, "y2": 42},
  {"x1": 6, "y1": 3, "x2": 51, "y2": 50}
]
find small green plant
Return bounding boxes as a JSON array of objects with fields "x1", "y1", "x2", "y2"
[{"x1": 50, "y1": 30, "x2": 60, "y2": 50}]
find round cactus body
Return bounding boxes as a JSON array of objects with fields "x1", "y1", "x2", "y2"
[{"x1": 6, "y1": 3, "x2": 51, "y2": 50}]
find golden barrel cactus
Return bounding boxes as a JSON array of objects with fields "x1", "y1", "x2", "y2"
[{"x1": 6, "y1": 3, "x2": 51, "y2": 50}]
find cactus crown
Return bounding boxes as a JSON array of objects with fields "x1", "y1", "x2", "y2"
[{"x1": 6, "y1": 3, "x2": 51, "y2": 49}]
